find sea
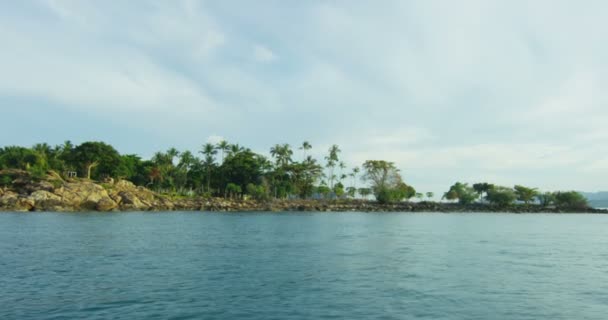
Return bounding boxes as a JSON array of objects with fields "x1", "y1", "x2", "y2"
[{"x1": 1, "y1": 212, "x2": 607, "y2": 319}]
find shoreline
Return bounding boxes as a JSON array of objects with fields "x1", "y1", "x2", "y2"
[{"x1": 1, "y1": 170, "x2": 605, "y2": 214}]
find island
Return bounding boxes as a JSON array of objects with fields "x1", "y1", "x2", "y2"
[{"x1": 0, "y1": 141, "x2": 604, "y2": 213}]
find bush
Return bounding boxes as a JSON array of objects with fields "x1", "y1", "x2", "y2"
[
  {"x1": 246, "y1": 183, "x2": 269, "y2": 201},
  {"x1": 0, "y1": 175, "x2": 12, "y2": 187}
]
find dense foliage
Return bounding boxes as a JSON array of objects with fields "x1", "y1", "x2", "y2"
[
  {"x1": 0, "y1": 141, "x2": 590, "y2": 207},
  {"x1": 0, "y1": 141, "x2": 413, "y2": 203}
]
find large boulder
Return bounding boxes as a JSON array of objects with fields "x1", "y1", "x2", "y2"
[
  {"x1": 0, "y1": 191, "x2": 19, "y2": 209},
  {"x1": 28, "y1": 190, "x2": 70, "y2": 211},
  {"x1": 117, "y1": 191, "x2": 148, "y2": 210},
  {"x1": 96, "y1": 197, "x2": 118, "y2": 212},
  {"x1": 54, "y1": 181, "x2": 115, "y2": 211}
]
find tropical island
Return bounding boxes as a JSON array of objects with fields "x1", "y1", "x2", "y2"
[{"x1": 0, "y1": 141, "x2": 603, "y2": 213}]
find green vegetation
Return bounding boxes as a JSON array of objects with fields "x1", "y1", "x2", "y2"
[
  {"x1": 443, "y1": 182, "x2": 477, "y2": 205},
  {"x1": 0, "y1": 141, "x2": 591, "y2": 209},
  {"x1": 443, "y1": 182, "x2": 588, "y2": 209}
]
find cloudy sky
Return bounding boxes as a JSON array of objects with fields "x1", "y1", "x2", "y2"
[{"x1": 1, "y1": 0, "x2": 607, "y2": 195}]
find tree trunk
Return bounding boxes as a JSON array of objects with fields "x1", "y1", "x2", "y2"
[{"x1": 86, "y1": 161, "x2": 99, "y2": 180}]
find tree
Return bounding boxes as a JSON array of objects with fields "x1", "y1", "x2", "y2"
[
  {"x1": 554, "y1": 191, "x2": 588, "y2": 209},
  {"x1": 71, "y1": 142, "x2": 121, "y2": 180},
  {"x1": 358, "y1": 187, "x2": 372, "y2": 200},
  {"x1": 225, "y1": 183, "x2": 242, "y2": 199},
  {"x1": 220, "y1": 149, "x2": 267, "y2": 196},
  {"x1": 325, "y1": 145, "x2": 341, "y2": 189},
  {"x1": 514, "y1": 185, "x2": 539, "y2": 204},
  {"x1": 361, "y1": 160, "x2": 401, "y2": 192},
  {"x1": 473, "y1": 183, "x2": 494, "y2": 202},
  {"x1": 536, "y1": 192, "x2": 556, "y2": 207},
  {"x1": 200, "y1": 143, "x2": 217, "y2": 193},
  {"x1": 115, "y1": 154, "x2": 143, "y2": 180},
  {"x1": 216, "y1": 140, "x2": 230, "y2": 164},
  {"x1": 362, "y1": 160, "x2": 414, "y2": 204},
  {"x1": 299, "y1": 141, "x2": 312, "y2": 160},
  {"x1": 415, "y1": 193, "x2": 424, "y2": 201},
  {"x1": 443, "y1": 182, "x2": 477, "y2": 205},
  {"x1": 486, "y1": 186, "x2": 516, "y2": 207},
  {"x1": 426, "y1": 192, "x2": 434, "y2": 200},
  {"x1": 0, "y1": 146, "x2": 46, "y2": 171},
  {"x1": 177, "y1": 151, "x2": 197, "y2": 189}
]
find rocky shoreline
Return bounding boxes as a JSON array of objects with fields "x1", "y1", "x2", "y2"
[{"x1": 0, "y1": 170, "x2": 605, "y2": 213}]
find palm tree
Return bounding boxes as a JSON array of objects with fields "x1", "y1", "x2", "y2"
[
  {"x1": 200, "y1": 143, "x2": 217, "y2": 193},
  {"x1": 228, "y1": 144, "x2": 244, "y2": 157},
  {"x1": 216, "y1": 140, "x2": 230, "y2": 164},
  {"x1": 299, "y1": 141, "x2": 312, "y2": 160},
  {"x1": 350, "y1": 166, "x2": 360, "y2": 197},
  {"x1": 166, "y1": 148, "x2": 180, "y2": 166},
  {"x1": 325, "y1": 144, "x2": 341, "y2": 189},
  {"x1": 270, "y1": 144, "x2": 293, "y2": 167},
  {"x1": 178, "y1": 150, "x2": 196, "y2": 189}
]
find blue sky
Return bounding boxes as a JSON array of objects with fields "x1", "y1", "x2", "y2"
[{"x1": 1, "y1": 0, "x2": 607, "y2": 195}]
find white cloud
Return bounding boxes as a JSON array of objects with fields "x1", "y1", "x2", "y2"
[
  {"x1": 253, "y1": 44, "x2": 277, "y2": 63},
  {"x1": 1, "y1": 0, "x2": 608, "y2": 193},
  {"x1": 206, "y1": 135, "x2": 225, "y2": 144}
]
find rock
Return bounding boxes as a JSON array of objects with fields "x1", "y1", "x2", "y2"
[
  {"x1": 114, "y1": 180, "x2": 136, "y2": 190},
  {"x1": 0, "y1": 191, "x2": 19, "y2": 209},
  {"x1": 54, "y1": 181, "x2": 114, "y2": 211},
  {"x1": 96, "y1": 197, "x2": 118, "y2": 212},
  {"x1": 29, "y1": 190, "x2": 61, "y2": 202},
  {"x1": 14, "y1": 198, "x2": 35, "y2": 212},
  {"x1": 27, "y1": 190, "x2": 68, "y2": 211},
  {"x1": 117, "y1": 191, "x2": 147, "y2": 210}
]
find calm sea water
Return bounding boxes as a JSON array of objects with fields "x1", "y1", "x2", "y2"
[{"x1": 1, "y1": 212, "x2": 607, "y2": 320}]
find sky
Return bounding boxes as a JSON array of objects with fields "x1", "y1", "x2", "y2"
[{"x1": 1, "y1": 0, "x2": 607, "y2": 195}]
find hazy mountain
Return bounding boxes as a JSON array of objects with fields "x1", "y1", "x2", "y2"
[{"x1": 582, "y1": 192, "x2": 608, "y2": 208}]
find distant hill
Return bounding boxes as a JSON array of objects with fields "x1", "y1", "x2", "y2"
[{"x1": 582, "y1": 192, "x2": 608, "y2": 208}]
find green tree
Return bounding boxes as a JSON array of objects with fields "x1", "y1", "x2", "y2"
[
  {"x1": 486, "y1": 186, "x2": 516, "y2": 207},
  {"x1": 514, "y1": 185, "x2": 539, "y2": 204},
  {"x1": 216, "y1": 140, "x2": 230, "y2": 164},
  {"x1": 426, "y1": 192, "x2": 434, "y2": 200},
  {"x1": 299, "y1": 141, "x2": 312, "y2": 160},
  {"x1": 71, "y1": 142, "x2": 121, "y2": 180},
  {"x1": 536, "y1": 192, "x2": 556, "y2": 207},
  {"x1": 358, "y1": 187, "x2": 372, "y2": 199},
  {"x1": 473, "y1": 182, "x2": 494, "y2": 202},
  {"x1": 221, "y1": 149, "x2": 267, "y2": 196},
  {"x1": 443, "y1": 182, "x2": 477, "y2": 205},
  {"x1": 362, "y1": 160, "x2": 414, "y2": 204},
  {"x1": 325, "y1": 145, "x2": 341, "y2": 189},
  {"x1": 200, "y1": 143, "x2": 217, "y2": 193},
  {"x1": 554, "y1": 191, "x2": 588, "y2": 209},
  {"x1": 0, "y1": 146, "x2": 46, "y2": 171}
]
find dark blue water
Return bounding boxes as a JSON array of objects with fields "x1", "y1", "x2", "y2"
[{"x1": 1, "y1": 212, "x2": 607, "y2": 319}]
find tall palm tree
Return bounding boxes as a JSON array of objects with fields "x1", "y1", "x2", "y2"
[
  {"x1": 199, "y1": 143, "x2": 217, "y2": 193},
  {"x1": 228, "y1": 144, "x2": 244, "y2": 157},
  {"x1": 166, "y1": 148, "x2": 180, "y2": 166},
  {"x1": 350, "y1": 167, "x2": 360, "y2": 197},
  {"x1": 216, "y1": 140, "x2": 230, "y2": 164},
  {"x1": 325, "y1": 144, "x2": 341, "y2": 189},
  {"x1": 270, "y1": 144, "x2": 293, "y2": 167},
  {"x1": 299, "y1": 141, "x2": 312, "y2": 160},
  {"x1": 178, "y1": 150, "x2": 196, "y2": 189}
]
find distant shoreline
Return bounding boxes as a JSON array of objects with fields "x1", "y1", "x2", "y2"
[{"x1": 1, "y1": 169, "x2": 605, "y2": 214}]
